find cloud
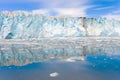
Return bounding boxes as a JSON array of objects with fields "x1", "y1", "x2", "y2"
[
  {"x1": 32, "y1": 7, "x2": 90, "y2": 17},
  {"x1": 102, "y1": 14, "x2": 120, "y2": 20},
  {"x1": 0, "y1": 0, "x2": 93, "y2": 17},
  {"x1": 94, "y1": 6, "x2": 113, "y2": 10},
  {"x1": 0, "y1": 0, "x2": 42, "y2": 3},
  {"x1": 112, "y1": 10, "x2": 120, "y2": 14},
  {"x1": 0, "y1": 0, "x2": 90, "y2": 8},
  {"x1": 102, "y1": 10, "x2": 120, "y2": 20},
  {"x1": 32, "y1": 9, "x2": 49, "y2": 15},
  {"x1": 53, "y1": 8, "x2": 88, "y2": 17},
  {"x1": 0, "y1": 0, "x2": 89, "y2": 7},
  {"x1": 33, "y1": 0, "x2": 93, "y2": 16},
  {"x1": 39, "y1": 0, "x2": 90, "y2": 8}
]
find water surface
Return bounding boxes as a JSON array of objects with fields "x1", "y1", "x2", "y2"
[{"x1": 0, "y1": 55, "x2": 120, "y2": 80}]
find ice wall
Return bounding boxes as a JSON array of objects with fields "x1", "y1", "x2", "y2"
[
  {"x1": 0, "y1": 11, "x2": 120, "y2": 39},
  {"x1": 0, "y1": 11, "x2": 120, "y2": 66}
]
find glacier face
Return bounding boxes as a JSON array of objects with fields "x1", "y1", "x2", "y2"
[{"x1": 0, "y1": 11, "x2": 120, "y2": 39}]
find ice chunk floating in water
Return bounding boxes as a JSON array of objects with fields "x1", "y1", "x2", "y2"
[
  {"x1": 49, "y1": 72, "x2": 59, "y2": 77},
  {"x1": 65, "y1": 56, "x2": 85, "y2": 62}
]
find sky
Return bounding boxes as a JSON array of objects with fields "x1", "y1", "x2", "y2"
[{"x1": 0, "y1": 0, "x2": 120, "y2": 18}]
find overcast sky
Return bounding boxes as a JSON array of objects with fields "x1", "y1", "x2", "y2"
[{"x1": 0, "y1": 0, "x2": 120, "y2": 18}]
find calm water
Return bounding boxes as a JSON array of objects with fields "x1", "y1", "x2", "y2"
[{"x1": 0, "y1": 55, "x2": 120, "y2": 80}]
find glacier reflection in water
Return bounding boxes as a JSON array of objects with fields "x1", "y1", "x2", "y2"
[
  {"x1": 0, "y1": 37, "x2": 120, "y2": 66},
  {"x1": 0, "y1": 55, "x2": 120, "y2": 80}
]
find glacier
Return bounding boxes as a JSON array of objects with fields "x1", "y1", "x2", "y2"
[
  {"x1": 0, "y1": 11, "x2": 120, "y2": 39},
  {"x1": 0, "y1": 11, "x2": 120, "y2": 66}
]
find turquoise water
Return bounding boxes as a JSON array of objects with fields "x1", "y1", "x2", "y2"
[{"x1": 0, "y1": 55, "x2": 120, "y2": 80}]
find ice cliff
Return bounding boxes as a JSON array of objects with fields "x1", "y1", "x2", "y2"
[
  {"x1": 0, "y1": 11, "x2": 120, "y2": 66},
  {"x1": 0, "y1": 11, "x2": 120, "y2": 39}
]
